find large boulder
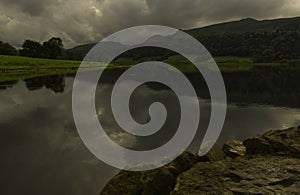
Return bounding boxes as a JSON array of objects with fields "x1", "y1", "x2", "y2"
[
  {"x1": 100, "y1": 127, "x2": 300, "y2": 194},
  {"x1": 172, "y1": 156, "x2": 300, "y2": 194},
  {"x1": 100, "y1": 167, "x2": 175, "y2": 195},
  {"x1": 166, "y1": 151, "x2": 199, "y2": 176},
  {"x1": 100, "y1": 151, "x2": 198, "y2": 195},
  {"x1": 243, "y1": 127, "x2": 300, "y2": 158},
  {"x1": 100, "y1": 147, "x2": 227, "y2": 194}
]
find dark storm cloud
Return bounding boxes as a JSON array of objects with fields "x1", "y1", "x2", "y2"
[
  {"x1": 0, "y1": 0, "x2": 299, "y2": 47},
  {"x1": 144, "y1": 0, "x2": 300, "y2": 27},
  {"x1": 197, "y1": 0, "x2": 299, "y2": 22},
  {"x1": 0, "y1": 0, "x2": 54, "y2": 16}
]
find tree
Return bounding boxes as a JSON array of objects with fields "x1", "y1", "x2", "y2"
[
  {"x1": 0, "y1": 41, "x2": 17, "y2": 56},
  {"x1": 19, "y1": 40, "x2": 42, "y2": 58},
  {"x1": 42, "y1": 37, "x2": 64, "y2": 59}
]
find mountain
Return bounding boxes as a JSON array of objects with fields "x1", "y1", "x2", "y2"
[
  {"x1": 66, "y1": 16, "x2": 300, "y2": 61},
  {"x1": 186, "y1": 17, "x2": 300, "y2": 38},
  {"x1": 65, "y1": 43, "x2": 97, "y2": 60}
]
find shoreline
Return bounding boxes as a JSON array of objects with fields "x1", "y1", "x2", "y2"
[{"x1": 101, "y1": 126, "x2": 300, "y2": 194}]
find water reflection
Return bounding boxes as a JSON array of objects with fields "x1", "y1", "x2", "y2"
[
  {"x1": 0, "y1": 79, "x2": 117, "y2": 195},
  {"x1": 0, "y1": 80, "x2": 18, "y2": 90},
  {"x1": 0, "y1": 75, "x2": 299, "y2": 194},
  {"x1": 24, "y1": 75, "x2": 65, "y2": 93}
]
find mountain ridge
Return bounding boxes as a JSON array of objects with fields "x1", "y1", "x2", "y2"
[{"x1": 66, "y1": 16, "x2": 300, "y2": 61}]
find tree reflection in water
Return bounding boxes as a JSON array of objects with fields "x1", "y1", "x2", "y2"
[{"x1": 25, "y1": 75, "x2": 65, "y2": 93}]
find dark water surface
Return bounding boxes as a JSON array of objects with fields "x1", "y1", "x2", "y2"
[{"x1": 0, "y1": 72, "x2": 300, "y2": 194}]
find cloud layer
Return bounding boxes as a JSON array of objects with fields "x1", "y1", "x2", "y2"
[{"x1": 0, "y1": 0, "x2": 300, "y2": 48}]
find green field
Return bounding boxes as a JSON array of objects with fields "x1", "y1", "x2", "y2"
[
  {"x1": 0, "y1": 55, "x2": 292, "y2": 82},
  {"x1": 0, "y1": 55, "x2": 81, "y2": 82},
  {"x1": 0, "y1": 55, "x2": 124, "y2": 82}
]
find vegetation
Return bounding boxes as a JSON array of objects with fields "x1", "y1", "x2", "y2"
[
  {"x1": 2, "y1": 17, "x2": 300, "y2": 82},
  {"x1": 66, "y1": 17, "x2": 300, "y2": 63},
  {"x1": 186, "y1": 17, "x2": 300, "y2": 36},
  {"x1": 19, "y1": 37, "x2": 64, "y2": 59},
  {"x1": 197, "y1": 31, "x2": 300, "y2": 63},
  {"x1": 0, "y1": 55, "x2": 126, "y2": 82},
  {"x1": 0, "y1": 55, "x2": 80, "y2": 82},
  {"x1": 66, "y1": 30, "x2": 300, "y2": 63},
  {"x1": 0, "y1": 41, "x2": 17, "y2": 56},
  {"x1": 0, "y1": 54, "x2": 291, "y2": 83}
]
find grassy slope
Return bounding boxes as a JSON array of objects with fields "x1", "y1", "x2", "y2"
[
  {"x1": 0, "y1": 55, "x2": 81, "y2": 82},
  {"x1": 0, "y1": 55, "x2": 125, "y2": 82},
  {"x1": 0, "y1": 55, "x2": 287, "y2": 82}
]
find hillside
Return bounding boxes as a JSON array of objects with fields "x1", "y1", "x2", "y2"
[
  {"x1": 186, "y1": 17, "x2": 300, "y2": 38},
  {"x1": 66, "y1": 17, "x2": 300, "y2": 62}
]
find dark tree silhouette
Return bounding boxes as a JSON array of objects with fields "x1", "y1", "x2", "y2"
[
  {"x1": 19, "y1": 37, "x2": 64, "y2": 59},
  {"x1": 42, "y1": 37, "x2": 64, "y2": 59},
  {"x1": 25, "y1": 75, "x2": 65, "y2": 93},
  {"x1": 0, "y1": 41, "x2": 17, "y2": 56},
  {"x1": 19, "y1": 40, "x2": 42, "y2": 58}
]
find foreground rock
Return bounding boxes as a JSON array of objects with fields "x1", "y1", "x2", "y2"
[
  {"x1": 172, "y1": 156, "x2": 300, "y2": 194},
  {"x1": 100, "y1": 127, "x2": 300, "y2": 194},
  {"x1": 244, "y1": 127, "x2": 300, "y2": 158},
  {"x1": 198, "y1": 144, "x2": 226, "y2": 162},
  {"x1": 166, "y1": 151, "x2": 199, "y2": 177},
  {"x1": 101, "y1": 167, "x2": 175, "y2": 195},
  {"x1": 100, "y1": 151, "x2": 199, "y2": 195}
]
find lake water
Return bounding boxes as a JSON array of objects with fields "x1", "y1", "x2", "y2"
[{"x1": 0, "y1": 73, "x2": 300, "y2": 194}]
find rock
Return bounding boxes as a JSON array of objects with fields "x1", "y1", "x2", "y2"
[
  {"x1": 100, "y1": 151, "x2": 198, "y2": 194},
  {"x1": 101, "y1": 127, "x2": 300, "y2": 194},
  {"x1": 199, "y1": 144, "x2": 226, "y2": 162},
  {"x1": 222, "y1": 140, "x2": 246, "y2": 158},
  {"x1": 243, "y1": 127, "x2": 300, "y2": 158},
  {"x1": 142, "y1": 168, "x2": 175, "y2": 195},
  {"x1": 166, "y1": 151, "x2": 199, "y2": 176},
  {"x1": 100, "y1": 147, "x2": 226, "y2": 194},
  {"x1": 171, "y1": 156, "x2": 300, "y2": 194},
  {"x1": 101, "y1": 152, "x2": 198, "y2": 195},
  {"x1": 100, "y1": 167, "x2": 174, "y2": 195}
]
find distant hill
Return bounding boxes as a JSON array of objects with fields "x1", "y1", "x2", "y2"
[
  {"x1": 66, "y1": 16, "x2": 300, "y2": 62},
  {"x1": 186, "y1": 17, "x2": 300, "y2": 38},
  {"x1": 65, "y1": 43, "x2": 97, "y2": 60}
]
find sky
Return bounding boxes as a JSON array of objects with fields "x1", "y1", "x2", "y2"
[{"x1": 0, "y1": 0, "x2": 300, "y2": 48}]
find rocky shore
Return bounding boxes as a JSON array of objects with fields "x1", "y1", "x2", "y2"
[{"x1": 101, "y1": 126, "x2": 300, "y2": 194}]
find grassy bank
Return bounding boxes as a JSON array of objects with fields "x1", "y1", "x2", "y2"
[
  {"x1": 0, "y1": 55, "x2": 295, "y2": 82},
  {"x1": 0, "y1": 55, "x2": 122, "y2": 82},
  {"x1": 0, "y1": 56, "x2": 81, "y2": 82}
]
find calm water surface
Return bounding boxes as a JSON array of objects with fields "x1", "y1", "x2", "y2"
[{"x1": 0, "y1": 75, "x2": 299, "y2": 194}]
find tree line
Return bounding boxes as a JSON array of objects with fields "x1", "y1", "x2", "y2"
[
  {"x1": 196, "y1": 30, "x2": 300, "y2": 63},
  {"x1": 104, "y1": 30, "x2": 300, "y2": 63},
  {"x1": 19, "y1": 37, "x2": 64, "y2": 59},
  {"x1": 1, "y1": 30, "x2": 300, "y2": 63},
  {"x1": 0, "y1": 37, "x2": 64, "y2": 59},
  {"x1": 0, "y1": 41, "x2": 18, "y2": 56}
]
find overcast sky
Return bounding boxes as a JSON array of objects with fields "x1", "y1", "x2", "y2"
[{"x1": 1, "y1": 0, "x2": 300, "y2": 48}]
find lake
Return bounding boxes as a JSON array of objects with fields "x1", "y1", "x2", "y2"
[{"x1": 0, "y1": 69, "x2": 300, "y2": 194}]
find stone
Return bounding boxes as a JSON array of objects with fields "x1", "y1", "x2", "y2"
[
  {"x1": 171, "y1": 156, "x2": 300, "y2": 195},
  {"x1": 222, "y1": 140, "x2": 246, "y2": 158},
  {"x1": 100, "y1": 151, "x2": 200, "y2": 194},
  {"x1": 166, "y1": 151, "x2": 199, "y2": 176},
  {"x1": 243, "y1": 127, "x2": 300, "y2": 158},
  {"x1": 199, "y1": 144, "x2": 226, "y2": 162},
  {"x1": 101, "y1": 127, "x2": 300, "y2": 194},
  {"x1": 100, "y1": 167, "x2": 174, "y2": 195}
]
